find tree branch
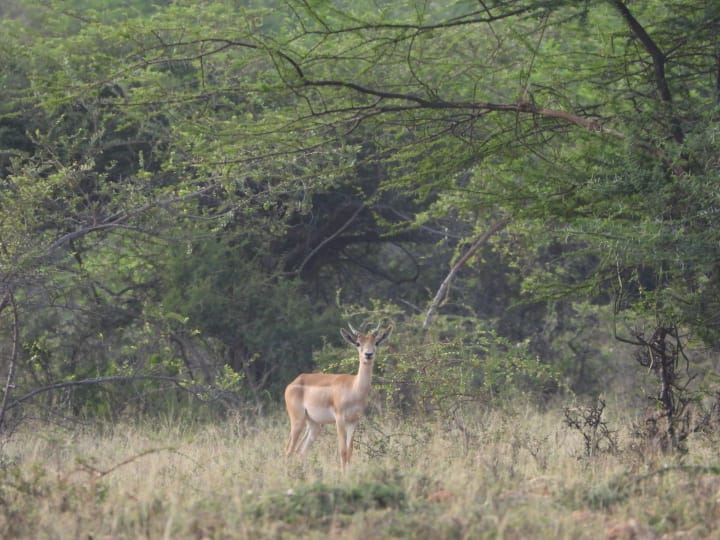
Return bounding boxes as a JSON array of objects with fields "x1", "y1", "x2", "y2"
[
  {"x1": 43, "y1": 184, "x2": 220, "y2": 254},
  {"x1": 609, "y1": 0, "x2": 684, "y2": 143},
  {"x1": 3, "y1": 375, "x2": 188, "y2": 412},
  {"x1": 302, "y1": 77, "x2": 626, "y2": 137},
  {"x1": 290, "y1": 201, "x2": 366, "y2": 277},
  {"x1": 0, "y1": 291, "x2": 19, "y2": 432},
  {"x1": 423, "y1": 217, "x2": 510, "y2": 329},
  {"x1": 291, "y1": 6, "x2": 535, "y2": 36},
  {"x1": 296, "y1": 76, "x2": 685, "y2": 174}
]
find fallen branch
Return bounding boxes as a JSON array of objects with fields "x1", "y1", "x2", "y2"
[{"x1": 65, "y1": 446, "x2": 200, "y2": 482}]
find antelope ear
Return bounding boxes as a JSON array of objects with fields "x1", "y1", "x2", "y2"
[
  {"x1": 340, "y1": 328, "x2": 359, "y2": 346},
  {"x1": 375, "y1": 325, "x2": 393, "y2": 346}
]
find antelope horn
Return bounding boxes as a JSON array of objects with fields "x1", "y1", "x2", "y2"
[
  {"x1": 348, "y1": 323, "x2": 359, "y2": 336},
  {"x1": 372, "y1": 322, "x2": 382, "y2": 334}
]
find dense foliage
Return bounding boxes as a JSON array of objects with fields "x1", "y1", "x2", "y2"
[{"x1": 1, "y1": 0, "x2": 719, "y2": 437}]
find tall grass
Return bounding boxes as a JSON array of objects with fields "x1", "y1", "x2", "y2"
[{"x1": 1, "y1": 404, "x2": 719, "y2": 539}]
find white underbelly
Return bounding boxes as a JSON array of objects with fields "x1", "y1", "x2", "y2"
[{"x1": 305, "y1": 405, "x2": 336, "y2": 424}]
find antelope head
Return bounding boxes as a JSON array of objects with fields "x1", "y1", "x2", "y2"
[{"x1": 340, "y1": 323, "x2": 392, "y2": 364}]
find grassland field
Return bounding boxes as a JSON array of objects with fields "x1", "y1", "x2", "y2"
[{"x1": 1, "y1": 402, "x2": 719, "y2": 539}]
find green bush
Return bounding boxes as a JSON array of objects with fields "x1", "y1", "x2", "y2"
[{"x1": 314, "y1": 307, "x2": 567, "y2": 416}]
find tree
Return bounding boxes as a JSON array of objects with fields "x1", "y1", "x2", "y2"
[{"x1": 2, "y1": 0, "x2": 720, "y2": 428}]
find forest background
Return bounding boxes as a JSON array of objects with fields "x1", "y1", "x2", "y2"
[
  {"x1": 1, "y1": 0, "x2": 720, "y2": 451},
  {"x1": 4, "y1": 1, "x2": 720, "y2": 537}
]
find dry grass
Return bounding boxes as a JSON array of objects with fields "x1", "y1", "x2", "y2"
[{"x1": 1, "y1": 404, "x2": 720, "y2": 539}]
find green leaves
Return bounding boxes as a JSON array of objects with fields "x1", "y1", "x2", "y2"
[{"x1": 2, "y1": 0, "x2": 720, "y2": 423}]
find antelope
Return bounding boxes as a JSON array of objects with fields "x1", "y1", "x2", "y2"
[{"x1": 284, "y1": 323, "x2": 392, "y2": 470}]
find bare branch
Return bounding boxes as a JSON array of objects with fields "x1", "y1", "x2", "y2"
[
  {"x1": 3, "y1": 375, "x2": 188, "y2": 412},
  {"x1": 42, "y1": 184, "x2": 220, "y2": 255},
  {"x1": 0, "y1": 291, "x2": 19, "y2": 432},
  {"x1": 287, "y1": 5, "x2": 536, "y2": 37},
  {"x1": 609, "y1": 0, "x2": 684, "y2": 143},
  {"x1": 423, "y1": 217, "x2": 510, "y2": 329},
  {"x1": 300, "y1": 77, "x2": 627, "y2": 138},
  {"x1": 69, "y1": 447, "x2": 191, "y2": 480},
  {"x1": 290, "y1": 201, "x2": 365, "y2": 277},
  {"x1": 293, "y1": 75, "x2": 686, "y2": 175}
]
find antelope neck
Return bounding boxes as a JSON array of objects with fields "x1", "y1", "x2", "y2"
[{"x1": 353, "y1": 358, "x2": 373, "y2": 392}]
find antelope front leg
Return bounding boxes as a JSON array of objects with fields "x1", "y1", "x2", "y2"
[
  {"x1": 344, "y1": 422, "x2": 357, "y2": 465},
  {"x1": 335, "y1": 420, "x2": 350, "y2": 470}
]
